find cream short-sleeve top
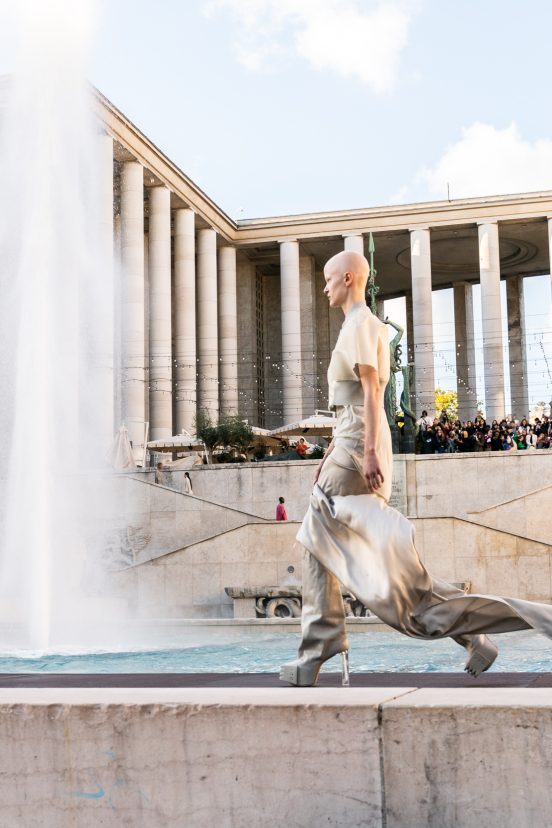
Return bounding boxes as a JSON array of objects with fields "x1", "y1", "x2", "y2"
[{"x1": 327, "y1": 302, "x2": 392, "y2": 501}]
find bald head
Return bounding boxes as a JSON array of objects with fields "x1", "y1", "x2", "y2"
[
  {"x1": 326, "y1": 250, "x2": 369, "y2": 284},
  {"x1": 323, "y1": 250, "x2": 370, "y2": 313}
]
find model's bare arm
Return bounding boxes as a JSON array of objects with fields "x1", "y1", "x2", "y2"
[
  {"x1": 313, "y1": 438, "x2": 335, "y2": 483},
  {"x1": 358, "y1": 364, "x2": 384, "y2": 492}
]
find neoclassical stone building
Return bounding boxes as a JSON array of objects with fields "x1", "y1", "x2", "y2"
[{"x1": 98, "y1": 92, "x2": 552, "y2": 454}]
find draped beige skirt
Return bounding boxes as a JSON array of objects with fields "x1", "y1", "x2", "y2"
[{"x1": 297, "y1": 443, "x2": 552, "y2": 641}]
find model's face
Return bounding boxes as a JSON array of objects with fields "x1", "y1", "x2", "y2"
[{"x1": 323, "y1": 263, "x2": 350, "y2": 307}]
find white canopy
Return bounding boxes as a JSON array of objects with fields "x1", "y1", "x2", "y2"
[
  {"x1": 250, "y1": 426, "x2": 283, "y2": 447},
  {"x1": 269, "y1": 413, "x2": 336, "y2": 438},
  {"x1": 147, "y1": 434, "x2": 205, "y2": 453}
]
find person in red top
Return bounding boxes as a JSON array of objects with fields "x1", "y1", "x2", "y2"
[
  {"x1": 295, "y1": 437, "x2": 308, "y2": 458},
  {"x1": 276, "y1": 496, "x2": 288, "y2": 521}
]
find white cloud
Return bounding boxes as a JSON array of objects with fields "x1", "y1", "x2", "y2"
[
  {"x1": 392, "y1": 122, "x2": 552, "y2": 203},
  {"x1": 203, "y1": 0, "x2": 415, "y2": 93}
]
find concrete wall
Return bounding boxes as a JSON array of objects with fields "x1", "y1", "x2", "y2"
[
  {"x1": 111, "y1": 522, "x2": 299, "y2": 619},
  {"x1": 112, "y1": 510, "x2": 551, "y2": 619},
  {"x1": 467, "y1": 484, "x2": 552, "y2": 546},
  {"x1": 3, "y1": 687, "x2": 552, "y2": 828},
  {"x1": 162, "y1": 451, "x2": 552, "y2": 521},
  {"x1": 114, "y1": 454, "x2": 552, "y2": 618},
  {"x1": 412, "y1": 515, "x2": 552, "y2": 601},
  {"x1": 411, "y1": 450, "x2": 552, "y2": 518},
  {"x1": 106, "y1": 475, "x2": 265, "y2": 567}
]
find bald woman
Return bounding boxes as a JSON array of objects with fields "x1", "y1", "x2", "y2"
[{"x1": 280, "y1": 251, "x2": 552, "y2": 687}]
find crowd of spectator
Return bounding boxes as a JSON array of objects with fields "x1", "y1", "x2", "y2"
[{"x1": 415, "y1": 410, "x2": 552, "y2": 454}]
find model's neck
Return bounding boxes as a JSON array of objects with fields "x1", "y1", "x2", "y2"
[{"x1": 342, "y1": 295, "x2": 366, "y2": 316}]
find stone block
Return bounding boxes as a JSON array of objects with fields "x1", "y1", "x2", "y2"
[
  {"x1": 248, "y1": 561, "x2": 278, "y2": 585},
  {"x1": 231, "y1": 596, "x2": 257, "y2": 618},
  {"x1": 188, "y1": 534, "x2": 232, "y2": 564},
  {"x1": 192, "y1": 562, "x2": 222, "y2": 606},
  {"x1": 251, "y1": 498, "x2": 277, "y2": 519},
  {"x1": 149, "y1": 510, "x2": 177, "y2": 544},
  {"x1": 135, "y1": 561, "x2": 166, "y2": 613},
  {"x1": 382, "y1": 688, "x2": 552, "y2": 828},
  {"x1": 225, "y1": 467, "x2": 253, "y2": 507},
  {"x1": 517, "y1": 554, "x2": 552, "y2": 601},
  {"x1": 422, "y1": 519, "x2": 455, "y2": 559},
  {"x1": 163, "y1": 558, "x2": 194, "y2": 606},
  {"x1": 220, "y1": 562, "x2": 249, "y2": 592},
  {"x1": 0, "y1": 688, "x2": 412, "y2": 828},
  {"x1": 124, "y1": 478, "x2": 150, "y2": 517},
  {"x1": 485, "y1": 555, "x2": 519, "y2": 596},
  {"x1": 150, "y1": 486, "x2": 176, "y2": 512},
  {"x1": 454, "y1": 555, "x2": 487, "y2": 593},
  {"x1": 276, "y1": 558, "x2": 302, "y2": 583}
]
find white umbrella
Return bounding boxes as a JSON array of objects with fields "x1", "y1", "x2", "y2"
[
  {"x1": 147, "y1": 434, "x2": 205, "y2": 453},
  {"x1": 250, "y1": 426, "x2": 283, "y2": 448},
  {"x1": 269, "y1": 413, "x2": 336, "y2": 438},
  {"x1": 109, "y1": 424, "x2": 136, "y2": 470}
]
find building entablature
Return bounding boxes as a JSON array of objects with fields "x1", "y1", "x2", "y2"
[
  {"x1": 234, "y1": 193, "x2": 552, "y2": 245},
  {"x1": 97, "y1": 90, "x2": 552, "y2": 248}
]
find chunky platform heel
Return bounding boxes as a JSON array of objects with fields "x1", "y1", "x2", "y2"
[{"x1": 279, "y1": 649, "x2": 350, "y2": 687}]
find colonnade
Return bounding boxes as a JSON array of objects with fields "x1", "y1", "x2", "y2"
[
  {"x1": 278, "y1": 218, "x2": 552, "y2": 424},
  {"x1": 106, "y1": 134, "x2": 552, "y2": 444},
  {"x1": 104, "y1": 138, "x2": 238, "y2": 454}
]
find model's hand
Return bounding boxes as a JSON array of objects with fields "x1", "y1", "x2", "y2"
[{"x1": 363, "y1": 451, "x2": 384, "y2": 493}]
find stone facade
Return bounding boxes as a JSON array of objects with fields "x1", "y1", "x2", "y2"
[
  {"x1": 97, "y1": 91, "x2": 552, "y2": 456},
  {"x1": 102, "y1": 452, "x2": 552, "y2": 619}
]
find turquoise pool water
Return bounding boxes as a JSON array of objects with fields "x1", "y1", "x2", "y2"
[{"x1": 0, "y1": 630, "x2": 551, "y2": 673}]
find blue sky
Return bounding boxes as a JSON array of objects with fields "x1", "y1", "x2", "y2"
[
  {"x1": 89, "y1": 0, "x2": 552, "y2": 217},
  {"x1": 1, "y1": 0, "x2": 550, "y2": 412}
]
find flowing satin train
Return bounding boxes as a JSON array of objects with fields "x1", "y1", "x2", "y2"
[{"x1": 297, "y1": 482, "x2": 552, "y2": 643}]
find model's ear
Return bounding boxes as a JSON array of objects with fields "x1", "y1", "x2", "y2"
[{"x1": 343, "y1": 270, "x2": 353, "y2": 285}]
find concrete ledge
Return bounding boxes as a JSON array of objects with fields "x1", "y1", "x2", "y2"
[
  {"x1": 3, "y1": 687, "x2": 552, "y2": 826},
  {"x1": 138, "y1": 616, "x2": 391, "y2": 632},
  {"x1": 382, "y1": 688, "x2": 552, "y2": 827},
  {"x1": 0, "y1": 687, "x2": 410, "y2": 827}
]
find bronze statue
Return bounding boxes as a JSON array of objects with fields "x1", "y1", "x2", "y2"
[{"x1": 384, "y1": 317, "x2": 402, "y2": 453}]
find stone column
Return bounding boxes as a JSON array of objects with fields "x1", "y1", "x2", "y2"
[
  {"x1": 410, "y1": 228, "x2": 435, "y2": 414},
  {"x1": 405, "y1": 291, "x2": 416, "y2": 412},
  {"x1": 343, "y1": 234, "x2": 364, "y2": 255},
  {"x1": 120, "y1": 160, "x2": 146, "y2": 458},
  {"x1": 218, "y1": 245, "x2": 238, "y2": 415},
  {"x1": 197, "y1": 228, "x2": 219, "y2": 419},
  {"x1": 453, "y1": 282, "x2": 477, "y2": 422},
  {"x1": 314, "y1": 268, "x2": 330, "y2": 410},
  {"x1": 478, "y1": 221, "x2": 505, "y2": 421},
  {"x1": 506, "y1": 276, "x2": 528, "y2": 418},
  {"x1": 148, "y1": 186, "x2": 172, "y2": 440},
  {"x1": 279, "y1": 240, "x2": 302, "y2": 422},
  {"x1": 174, "y1": 208, "x2": 196, "y2": 434},
  {"x1": 300, "y1": 254, "x2": 317, "y2": 416},
  {"x1": 263, "y1": 269, "x2": 283, "y2": 429},
  {"x1": 98, "y1": 133, "x2": 115, "y2": 444},
  {"x1": 236, "y1": 257, "x2": 258, "y2": 425}
]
